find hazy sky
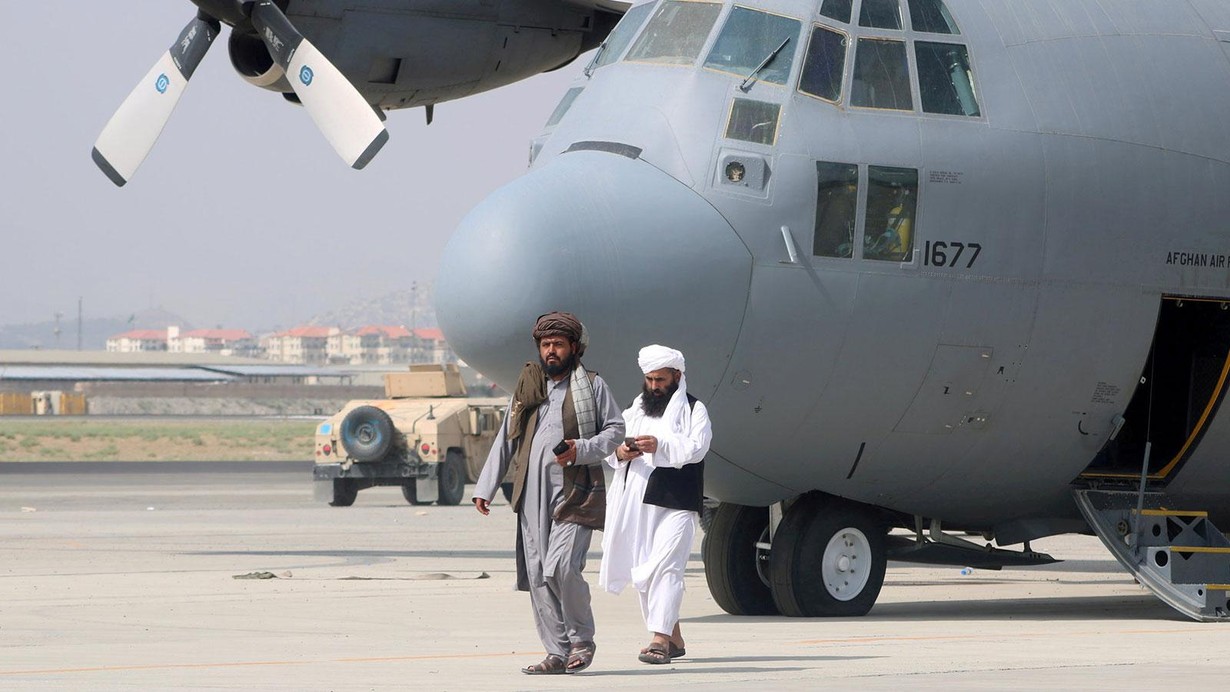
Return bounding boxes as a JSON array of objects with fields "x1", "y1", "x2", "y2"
[{"x1": 1, "y1": 2, "x2": 588, "y2": 330}]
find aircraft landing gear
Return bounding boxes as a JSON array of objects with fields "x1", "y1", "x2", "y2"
[
  {"x1": 702, "y1": 503, "x2": 779, "y2": 615},
  {"x1": 769, "y1": 493, "x2": 887, "y2": 617}
]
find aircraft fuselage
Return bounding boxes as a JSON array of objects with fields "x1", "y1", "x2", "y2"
[{"x1": 438, "y1": 0, "x2": 1230, "y2": 546}]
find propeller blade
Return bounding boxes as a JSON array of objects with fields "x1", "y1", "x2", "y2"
[
  {"x1": 250, "y1": 1, "x2": 388, "y2": 169},
  {"x1": 92, "y1": 15, "x2": 220, "y2": 187}
]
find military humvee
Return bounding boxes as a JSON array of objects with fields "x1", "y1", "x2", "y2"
[{"x1": 312, "y1": 363, "x2": 506, "y2": 506}]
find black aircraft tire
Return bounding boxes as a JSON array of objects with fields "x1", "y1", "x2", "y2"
[
  {"x1": 329, "y1": 479, "x2": 358, "y2": 507},
  {"x1": 436, "y1": 450, "x2": 466, "y2": 506},
  {"x1": 401, "y1": 483, "x2": 429, "y2": 506},
  {"x1": 702, "y1": 502, "x2": 779, "y2": 616},
  {"x1": 339, "y1": 406, "x2": 395, "y2": 462},
  {"x1": 769, "y1": 494, "x2": 886, "y2": 617}
]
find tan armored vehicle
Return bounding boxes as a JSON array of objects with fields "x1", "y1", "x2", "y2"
[{"x1": 312, "y1": 363, "x2": 506, "y2": 506}]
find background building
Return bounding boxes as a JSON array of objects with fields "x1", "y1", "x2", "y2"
[
  {"x1": 168, "y1": 327, "x2": 258, "y2": 357},
  {"x1": 263, "y1": 327, "x2": 339, "y2": 364},
  {"x1": 105, "y1": 329, "x2": 169, "y2": 353}
]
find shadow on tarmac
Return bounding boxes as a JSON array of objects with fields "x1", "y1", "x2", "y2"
[
  {"x1": 684, "y1": 594, "x2": 1183, "y2": 623},
  {"x1": 188, "y1": 549, "x2": 519, "y2": 560},
  {"x1": 581, "y1": 663, "x2": 848, "y2": 677}
]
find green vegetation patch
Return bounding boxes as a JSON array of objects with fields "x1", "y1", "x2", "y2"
[{"x1": 0, "y1": 419, "x2": 317, "y2": 462}]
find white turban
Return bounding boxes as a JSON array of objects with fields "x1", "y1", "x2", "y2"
[{"x1": 638, "y1": 345, "x2": 686, "y2": 374}]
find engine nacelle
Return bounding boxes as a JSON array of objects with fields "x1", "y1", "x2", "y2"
[{"x1": 227, "y1": 29, "x2": 290, "y2": 92}]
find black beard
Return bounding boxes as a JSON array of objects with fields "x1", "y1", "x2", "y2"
[
  {"x1": 640, "y1": 380, "x2": 679, "y2": 417},
  {"x1": 540, "y1": 353, "x2": 576, "y2": 378}
]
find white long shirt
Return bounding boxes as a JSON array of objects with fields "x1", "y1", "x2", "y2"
[{"x1": 599, "y1": 396, "x2": 711, "y2": 594}]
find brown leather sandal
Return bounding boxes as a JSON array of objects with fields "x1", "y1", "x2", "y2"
[
  {"x1": 566, "y1": 641, "x2": 596, "y2": 673},
  {"x1": 521, "y1": 654, "x2": 567, "y2": 675}
]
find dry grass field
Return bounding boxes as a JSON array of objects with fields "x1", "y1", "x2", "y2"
[{"x1": 0, "y1": 419, "x2": 316, "y2": 462}]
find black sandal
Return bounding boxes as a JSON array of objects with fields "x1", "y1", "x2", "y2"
[
  {"x1": 522, "y1": 654, "x2": 567, "y2": 675},
  {"x1": 638, "y1": 642, "x2": 670, "y2": 665},
  {"x1": 669, "y1": 642, "x2": 686, "y2": 659},
  {"x1": 566, "y1": 641, "x2": 596, "y2": 673}
]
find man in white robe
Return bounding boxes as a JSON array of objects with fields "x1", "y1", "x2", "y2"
[{"x1": 599, "y1": 345, "x2": 711, "y2": 664}]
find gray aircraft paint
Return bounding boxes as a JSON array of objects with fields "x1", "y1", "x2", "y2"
[
  {"x1": 277, "y1": 0, "x2": 624, "y2": 108},
  {"x1": 438, "y1": 0, "x2": 1230, "y2": 544}
]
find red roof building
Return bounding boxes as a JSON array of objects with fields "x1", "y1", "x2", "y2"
[{"x1": 106, "y1": 329, "x2": 169, "y2": 353}]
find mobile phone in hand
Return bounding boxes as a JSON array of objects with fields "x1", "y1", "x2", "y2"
[
  {"x1": 624, "y1": 437, "x2": 639, "y2": 452},
  {"x1": 552, "y1": 440, "x2": 570, "y2": 456}
]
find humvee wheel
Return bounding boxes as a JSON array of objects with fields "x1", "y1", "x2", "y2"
[
  {"x1": 340, "y1": 406, "x2": 395, "y2": 462},
  {"x1": 401, "y1": 483, "x2": 429, "y2": 506},
  {"x1": 329, "y1": 479, "x2": 358, "y2": 507},
  {"x1": 437, "y1": 450, "x2": 466, "y2": 506}
]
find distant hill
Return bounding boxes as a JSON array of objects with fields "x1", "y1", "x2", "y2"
[
  {"x1": 304, "y1": 286, "x2": 437, "y2": 330},
  {"x1": 0, "y1": 307, "x2": 192, "y2": 350}
]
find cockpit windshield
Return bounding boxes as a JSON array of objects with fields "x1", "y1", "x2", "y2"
[
  {"x1": 591, "y1": 1, "x2": 658, "y2": 71},
  {"x1": 907, "y1": 0, "x2": 960, "y2": 34},
  {"x1": 703, "y1": 7, "x2": 802, "y2": 86},
  {"x1": 625, "y1": 1, "x2": 723, "y2": 66}
]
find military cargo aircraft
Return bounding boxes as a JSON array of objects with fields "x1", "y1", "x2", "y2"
[
  {"x1": 436, "y1": 0, "x2": 1230, "y2": 622},
  {"x1": 92, "y1": 0, "x2": 629, "y2": 185}
]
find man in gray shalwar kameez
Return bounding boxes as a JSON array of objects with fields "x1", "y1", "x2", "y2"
[{"x1": 473, "y1": 312, "x2": 623, "y2": 675}]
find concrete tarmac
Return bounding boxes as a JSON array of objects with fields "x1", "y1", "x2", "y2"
[{"x1": 1, "y1": 462, "x2": 1228, "y2": 690}]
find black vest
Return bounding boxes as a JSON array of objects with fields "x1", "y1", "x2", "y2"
[{"x1": 641, "y1": 395, "x2": 705, "y2": 513}]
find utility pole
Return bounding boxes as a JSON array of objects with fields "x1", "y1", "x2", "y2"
[
  {"x1": 53, "y1": 312, "x2": 63, "y2": 348},
  {"x1": 410, "y1": 281, "x2": 418, "y2": 364},
  {"x1": 77, "y1": 297, "x2": 83, "y2": 351}
]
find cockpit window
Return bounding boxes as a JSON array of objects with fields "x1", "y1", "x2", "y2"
[
  {"x1": 916, "y1": 42, "x2": 979, "y2": 115},
  {"x1": 545, "y1": 87, "x2": 583, "y2": 127},
  {"x1": 863, "y1": 165, "x2": 917, "y2": 262},
  {"x1": 725, "y1": 98, "x2": 781, "y2": 145},
  {"x1": 592, "y1": 1, "x2": 658, "y2": 71},
  {"x1": 798, "y1": 25, "x2": 847, "y2": 102},
  {"x1": 703, "y1": 7, "x2": 802, "y2": 86},
  {"x1": 625, "y1": 1, "x2": 723, "y2": 66},
  {"x1": 851, "y1": 38, "x2": 912, "y2": 110},
  {"x1": 813, "y1": 161, "x2": 859, "y2": 258},
  {"x1": 859, "y1": 0, "x2": 902, "y2": 30},
  {"x1": 907, "y1": 0, "x2": 959, "y2": 34},
  {"x1": 819, "y1": 0, "x2": 853, "y2": 24}
]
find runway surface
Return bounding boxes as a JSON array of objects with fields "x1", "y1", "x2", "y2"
[{"x1": 2, "y1": 462, "x2": 1228, "y2": 690}]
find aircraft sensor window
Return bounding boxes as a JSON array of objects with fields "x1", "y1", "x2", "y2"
[
  {"x1": 863, "y1": 165, "x2": 918, "y2": 262},
  {"x1": 625, "y1": 1, "x2": 723, "y2": 66},
  {"x1": 907, "y1": 0, "x2": 959, "y2": 34},
  {"x1": 819, "y1": 0, "x2": 853, "y2": 24},
  {"x1": 592, "y1": 1, "x2": 658, "y2": 71},
  {"x1": 916, "y1": 41, "x2": 979, "y2": 115},
  {"x1": 725, "y1": 98, "x2": 781, "y2": 145},
  {"x1": 859, "y1": 0, "x2": 903, "y2": 30},
  {"x1": 851, "y1": 38, "x2": 912, "y2": 110},
  {"x1": 546, "y1": 87, "x2": 584, "y2": 127},
  {"x1": 813, "y1": 161, "x2": 859, "y2": 258},
  {"x1": 798, "y1": 25, "x2": 847, "y2": 102},
  {"x1": 703, "y1": 7, "x2": 802, "y2": 86}
]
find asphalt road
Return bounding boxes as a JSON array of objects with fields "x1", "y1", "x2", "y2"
[{"x1": 2, "y1": 463, "x2": 1229, "y2": 690}]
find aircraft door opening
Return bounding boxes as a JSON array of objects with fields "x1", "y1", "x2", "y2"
[{"x1": 1082, "y1": 297, "x2": 1230, "y2": 483}]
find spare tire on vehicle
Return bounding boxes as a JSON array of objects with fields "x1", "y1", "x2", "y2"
[{"x1": 339, "y1": 405, "x2": 395, "y2": 462}]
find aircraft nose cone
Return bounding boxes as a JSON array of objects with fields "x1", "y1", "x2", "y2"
[{"x1": 437, "y1": 150, "x2": 752, "y2": 396}]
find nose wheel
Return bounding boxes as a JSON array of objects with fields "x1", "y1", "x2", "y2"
[{"x1": 770, "y1": 493, "x2": 886, "y2": 617}]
